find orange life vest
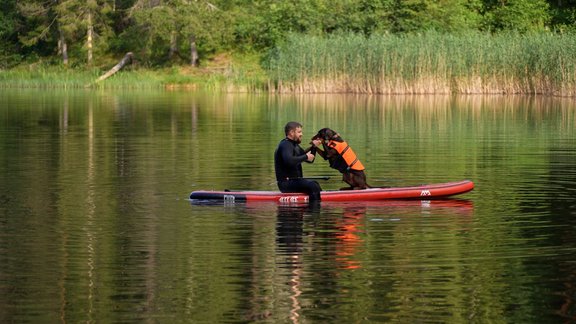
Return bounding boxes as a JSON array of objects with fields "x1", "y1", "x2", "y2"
[{"x1": 327, "y1": 140, "x2": 365, "y2": 171}]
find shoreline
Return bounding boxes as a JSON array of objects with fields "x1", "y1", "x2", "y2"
[
  {"x1": 2, "y1": 72, "x2": 574, "y2": 97},
  {"x1": 3, "y1": 31, "x2": 576, "y2": 97},
  {"x1": 2, "y1": 70, "x2": 575, "y2": 97}
]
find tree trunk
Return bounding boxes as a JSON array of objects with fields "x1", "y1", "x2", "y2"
[
  {"x1": 87, "y1": 12, "x2": 93, "y2": 65},
  {"x1": 93, "y1": 52, "x2": 133, "y2": 84},
  {"x1": 59, "y1": 32, "x2": 68, "y2": 66},
  {"x1": 169, "y1": 31, "x2": 178, "y2": 60},
  {"x1": 190, "y1": 35, "x2": 198, "y2": 67}
]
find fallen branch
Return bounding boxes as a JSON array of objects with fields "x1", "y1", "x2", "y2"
[{"x1": 91, "y1": 52, "x2": 133, "y2": 85}]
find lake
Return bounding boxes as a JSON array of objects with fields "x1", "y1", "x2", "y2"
[{"x1": 1, "y1": 89, "x2": 575, "y2": 323}]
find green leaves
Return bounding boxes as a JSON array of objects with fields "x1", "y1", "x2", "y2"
[
  {"x1": 484, "y1": 0, "x2": 550, "y2": 32},
  {"x1": 119, "y1": 0, "x2": 235, "y2": 65},
  {"x1": 2, "y1": 0, "x2": 576, "y2": 68}
]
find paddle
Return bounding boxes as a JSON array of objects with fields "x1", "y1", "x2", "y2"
[
  {"x1": 370, "y1": 178, "x2": 404, "y2": 183},
  {"x1": 268, "y1": 176, "x2": 331, "y2": 186},
  {"x1": 298, "y1": 176, "x2": 331, "y2": 181}
]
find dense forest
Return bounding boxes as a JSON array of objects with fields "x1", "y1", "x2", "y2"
[{"x1": 1, "y1": 0, "x2": 576, "y2": 68}]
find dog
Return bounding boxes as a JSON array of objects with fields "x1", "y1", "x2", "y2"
[{"x1": 311, "y1": 128, "x2": 371, "y2": 190}]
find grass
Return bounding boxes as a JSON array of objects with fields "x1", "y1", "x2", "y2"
[
  {"x1": 0, "y1": 52, "x2": 268, "y2": 91},
  {"x1": 3, "y1": 32, "x2": 576, "y2": 96},
  {"x1": 266, "y1": 31, "x2": 576, "y2": 96},
  {"x1": 0, "y1": 65, "x2": 165, "y2": 89}
]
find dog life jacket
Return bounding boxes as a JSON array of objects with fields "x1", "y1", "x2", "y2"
[{"x1": 327, "y1": 140, "x2": 365, "y2": 171}]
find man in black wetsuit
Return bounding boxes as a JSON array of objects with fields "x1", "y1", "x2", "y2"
[{"x1": 275, "y1": 121, "x2": 322, "y2": 201}]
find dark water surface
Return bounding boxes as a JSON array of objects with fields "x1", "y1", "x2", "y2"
[{"x1": 1, "y1": 90, "x2": 575, "y2": 323}]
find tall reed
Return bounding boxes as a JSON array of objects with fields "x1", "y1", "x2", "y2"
[{"x1": 266, "y1": 31, "x2": 576, "y2": 96}]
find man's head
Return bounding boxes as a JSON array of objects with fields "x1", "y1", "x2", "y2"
[{"x1": 284, "y1": 121, "x2": 303, "y2": 144}]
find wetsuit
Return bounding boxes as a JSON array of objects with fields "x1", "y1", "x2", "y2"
[{"x1": 274, "y1": 138, "x2": 322, "y2": 201}]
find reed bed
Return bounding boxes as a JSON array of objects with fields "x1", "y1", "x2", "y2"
[{"x1": 266, "y1": 32, "x2": 576, "y2": 96}]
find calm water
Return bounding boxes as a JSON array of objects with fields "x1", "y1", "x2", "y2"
[{"x1": 1, "y1": 89, "x2": 575, "y2": 323}]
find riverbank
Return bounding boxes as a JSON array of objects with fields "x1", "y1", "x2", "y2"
[
  {"x1": 3, "y1": 32, "x2": 576, "y2": 96},
  {"x1": 0, "y1": 53, "x2": 268, "y2": 91}
]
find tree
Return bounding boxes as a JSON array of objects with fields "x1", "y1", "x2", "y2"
[
  {"x1": 55, "y1": 0, "x2": 114, "y2": 65},
  {"x1": 17, "y1": 0, "x2": 114, "y2": 65},
  {"x1": 178, "y1": 0, "x2": 235, "y2": 64},
  {"x1": 546, "y1": 0, "x2": 576, "y2": 30},
  {"x1": 230, "y1": 0, "x2": 395, "y2": 50},
  {"x1": 122, "y1": 0, "x2": 233, "y2": 66},
  {"x1": 391, "y1": 0, "x2": 483, "y2": 33},
  {"x1": 4, "y1": 0, "x2": 571, "y2": 68},
  {"x1": 0, "y1": 0, "x2": 17, "y2": 40},
  {"x1": 356, "y1": 0, "x2": 397, "y2": 34},
  {"x1": 483, "y1": 0, "x2": 551, "y2": 32},
  {"x1": 17, "y1": 0, "x2": 61, "y2": 59},
  {"x1": 0, "y1": 0, "x2": 20, "y2": 66}
]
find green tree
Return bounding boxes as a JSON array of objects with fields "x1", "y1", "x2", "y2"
[
  {"x1": 392, "y1": 0, "x2": 483, "y2": 32},
  {"x1": 177, "y1": 0, "x2": 235, "y2": 62},
  {"x1": 121, "y1": 0, "x2": 233, "y2": 65},
  {"x1": 229, "y1": 0, "x2": 306, "y2": 50},
  {"x1": 17, "y1": 0, "x2": 60, "y2": 57},
  {"x1": 17, "y1": 0, "x2": 114, "y2": 65},
  {"x1": 0, "y1": 0, "x2": 20, "y2": 66},
  {"x1": 4, "y1": 0, "x2": 571, "y2": 68},
  {"x1": 57, "y1": 0, "x2": 114, "y2": 65},
  {"x1": 483, "y1": 0, "x2": 550, "y2": 32},
  {"x1": 0, "y1": 0, "x2": 17, "y2": 40},
  {"x1": 232, "y1": 0, "x2": 395, "y2": 50},
  {"x1": 547, "y1": 0, "x2": 576, "y2": 30},
  {"x1": 356, "y1": 0, "x2": 397, "y2": 34}
]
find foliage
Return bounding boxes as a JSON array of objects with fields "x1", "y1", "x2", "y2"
[
  {"x1": 0, "y1": 0, "x2": 16, "y2": 39},
  {"x1": 391, "y1": 0, "x2": 484, "y2": 32},
  {"x1": 0, "y1": 0, "x2": 22, "y2": 68},
  {"x1": 2, "y1": 0, "x2": 576, "y2": 89},
  {"x1": 0, "y1": 53, "x2": 267, "y2": 91},
  {"x1": 117, "y1": 0, "x2": 234, "y2": 66},
  {"x1": 15, "y1": 0, "x2": 114, "y2": 66},
  {"x1": 482, "y1": 0, "x2": 551, "y2": 32},
  {"x1": 549, "y1": 0, "x2": 576, "y2": 30},
  {"x1": 265, "y1": 31, "x2": 576, "y2": 96}
]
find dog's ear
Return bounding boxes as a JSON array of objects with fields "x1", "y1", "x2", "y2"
[
  {"x1": 313, "y1": 128, "x2": 326, "y2": 141},
  {"x1": 324, "y1": 128, "x2": 335, "y2": 141},
  {"x1": 311, "y1": 131, "x2": 322, "y2": 141}
]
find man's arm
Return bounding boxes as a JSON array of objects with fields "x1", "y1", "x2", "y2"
[
  {"x1": 307, "y1": 140, "x2": 326, "y2": 160},
  {"x1": 280, "y1": 141, "x2": 308, "y2": 167}
]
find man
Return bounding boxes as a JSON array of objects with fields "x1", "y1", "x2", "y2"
[{"x1": 275, "y1": 121, "x2": 322, "y2": 201}]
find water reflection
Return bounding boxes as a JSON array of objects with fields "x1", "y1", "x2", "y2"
[
  {"x1": 275, "y1": 204, "x2": 311, "y2": 324},
  {"x1": 2, "y1": 89, "x2": 576, "y2": 322},
  {"x1": 213, "y1": 199, "x2": 475, "y2": 323}
]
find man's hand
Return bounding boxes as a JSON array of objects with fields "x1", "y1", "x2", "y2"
[
  {"x1": 306, "y1": 152, "x2": 315, "y2": 162},
  {"x1": 311, "y1": 139, "x2": 322, "y2": 147}
]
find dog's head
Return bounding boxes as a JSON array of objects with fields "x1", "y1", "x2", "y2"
[{"x1": 311, "y1": 128, "x2": 342, "y2": 143}]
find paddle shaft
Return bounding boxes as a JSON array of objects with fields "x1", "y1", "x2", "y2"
[
  {"x1": 268, "y1": 176, "x2": 331, "y2": 186},
  {"x1": 293, "y1": 176, "x2": 331, "y2": 181}
]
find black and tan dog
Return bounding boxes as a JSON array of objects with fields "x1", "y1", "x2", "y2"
[{"x1": 311, "y1": 128, "x2": 371, "y2": 190}]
